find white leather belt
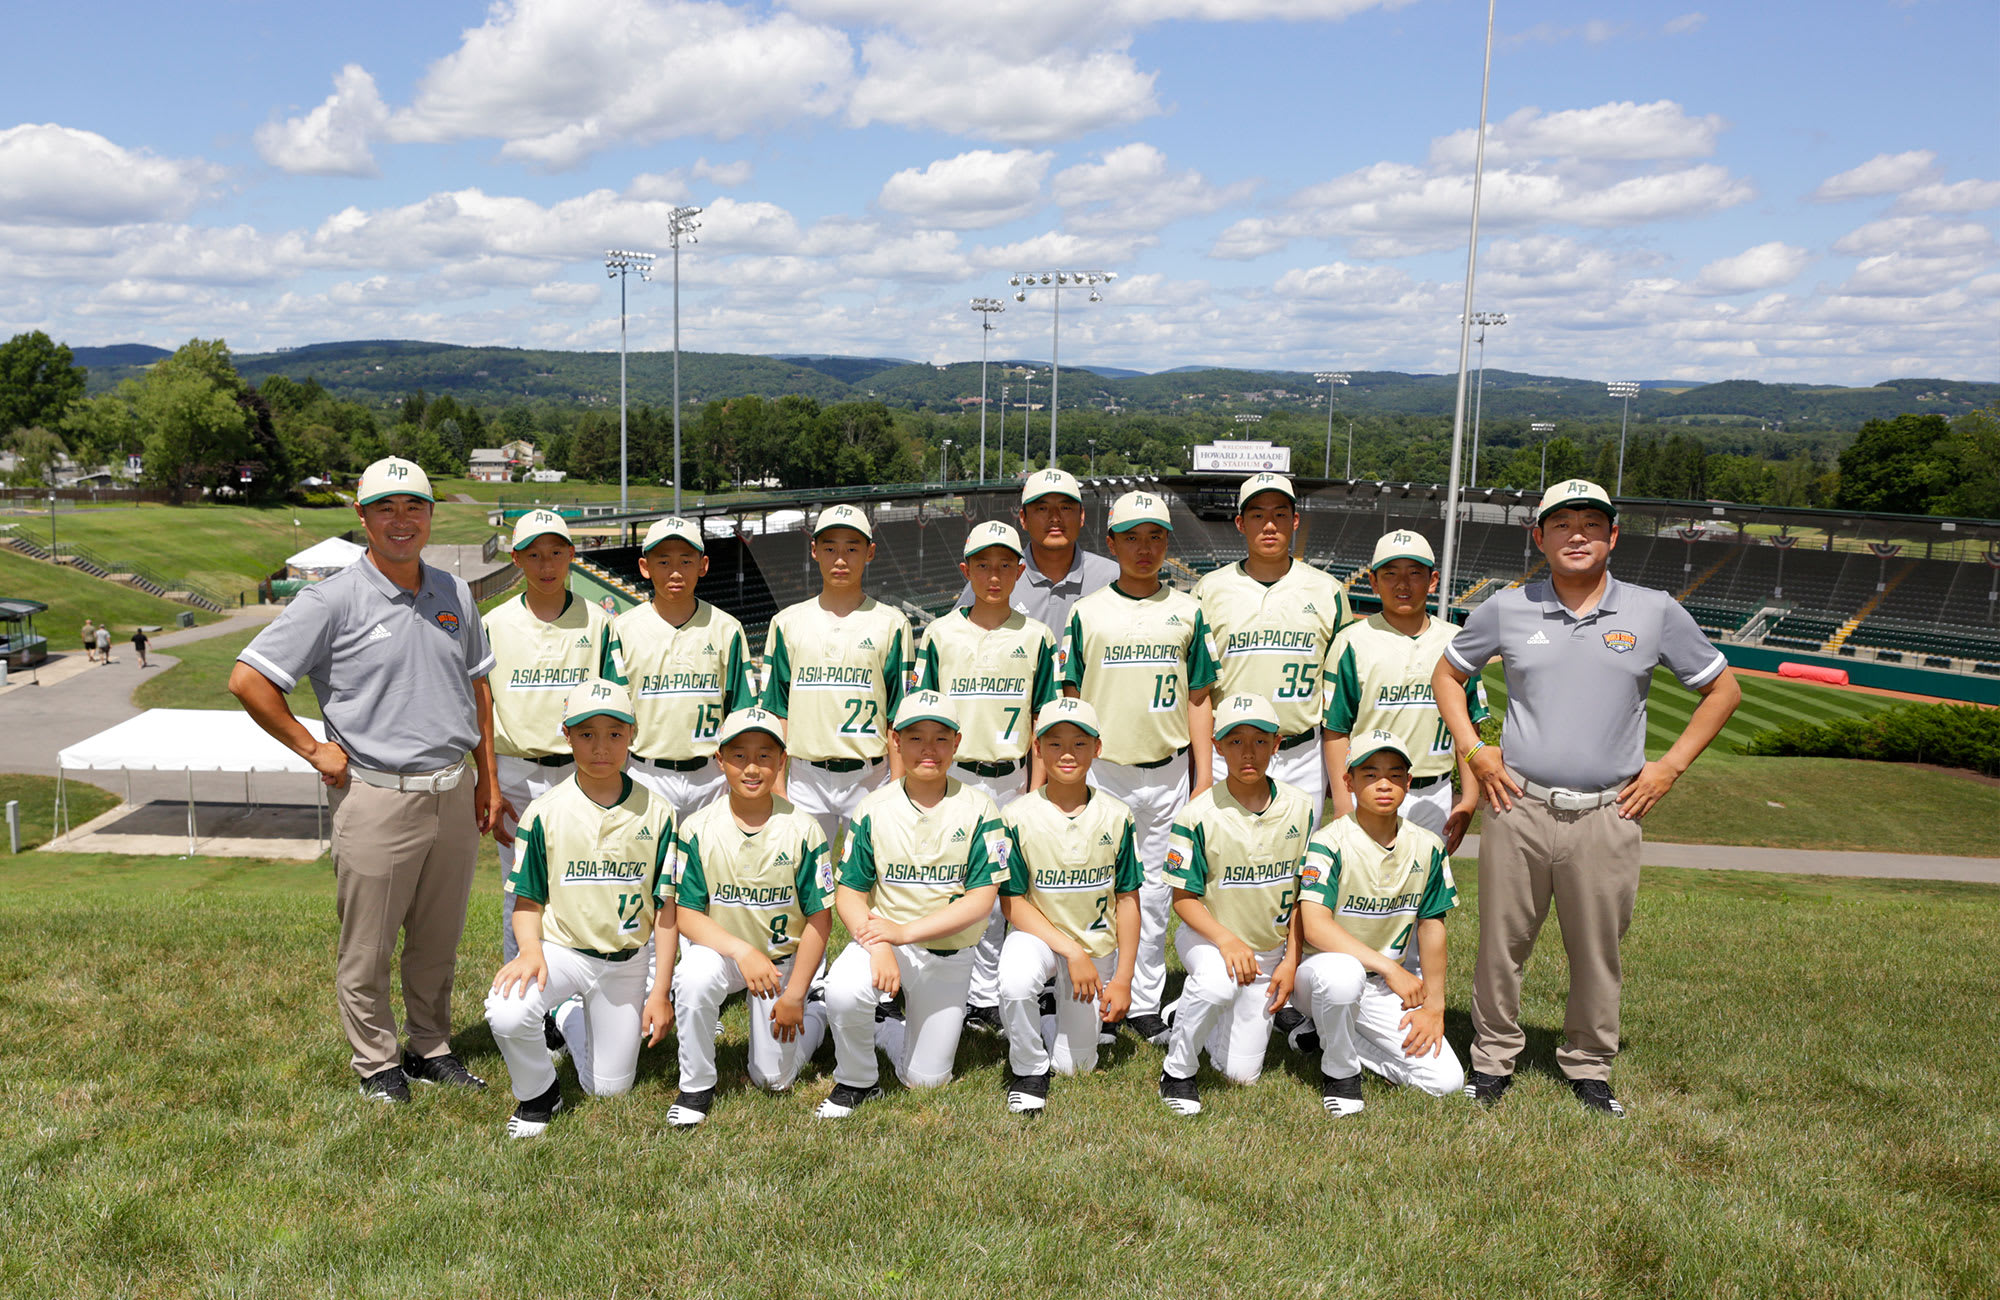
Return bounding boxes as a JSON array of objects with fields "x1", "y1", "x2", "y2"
[
  {"x1": 1515, "y1": 773, "x2": 1621, "y2": 812},
  {"x1": 350, "y1": 758, "x2": 470, "y2": 793}
]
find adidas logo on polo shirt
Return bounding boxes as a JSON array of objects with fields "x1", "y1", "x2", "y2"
[
  {"x1": 1303, "y1": 603, "x2": 1318, "y2": 614},
  {"x1": 367, "y1": 623, "x2": 392, "y2": 642},
  {"x1": 1012, "y1": 646, "x2": 1028, "y2": 658},
  {"x1": 1098, "y1": 832, "x2": 1114, "y2": 846},
  {"x1": 1286, "y1": 826, "x2": 1300, "y2": 839},
  {"x1": 1166, "y1": 614, "x2": 1182, "y2": 626},
  {"x1": 861, "y1": 637, "x2": 876, "y2": 649},
  {"x1": 637, "y1": 826, "x2": 653, "y2": 840},
  {"x1": 1527, "y1": 630, "x2": 1550, "y2": 645},
  {"x1": 575, "y1": 634, "x2": 591, "y2": 648},
  {"x1": 776, "y1": 850, "x2": 792, "y2": 865},
  {"x1": 951, "y1": 827, "x2": 968, "y2": 842}
]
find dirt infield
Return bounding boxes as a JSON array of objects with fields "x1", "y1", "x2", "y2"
[{"x1": 1730, "y1": 664, "x2": 1995, "y2": 707}]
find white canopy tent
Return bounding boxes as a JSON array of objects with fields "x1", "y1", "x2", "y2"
[
  {"x1": 286, "y1": 535, "x2": 366, "y2": 579},
  {"x1": 56, "y1": 709, "x2": 331, "y2": 855}
]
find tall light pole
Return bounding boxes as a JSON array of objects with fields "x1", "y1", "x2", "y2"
[
  {"x1": 940, "y1": 439, "x2": 953, "y2": 487},
  {"x1": 1233, "y1": 413, "x2": 1263, "y2": 438},
  {"x1": 1532, "y1": 422, "x2": 1556, "y2": 489},
  {"x1": 604, "y1": 248, "x2": 654, "y2": 513},
  {"x1": 971, "y1": 298, "x2": 1005, "y2": 483},
  {"x1": 1021, "y1": 369, "x2": 1039, "y2": 472},
  {"x1": 998, "y1": 384, "x2": 1010, "y2": 476},
  {"x1": 1088, "y1": 437, "x2": 1097, "y2": 476},
  {"x1": 1607, "y1": 380, "x2": 1641, "y2": 496},
  {"x1": 1315, "y1": 371, "x2": 1349, "y2": 477},
  {"x1": 666, "y1": 206, "x2": 701, "y2": 513},
  {"x1": 1465, "y1": 311, "x2": 1507, "y2": 486},
  {"x1": 1010, "y1": 269, "x2": 1114, "y2": 466}
]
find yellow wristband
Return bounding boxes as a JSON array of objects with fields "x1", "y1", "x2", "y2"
[{"x1": 1466, "y1": 740, "x2": 1488, "y2": 761}]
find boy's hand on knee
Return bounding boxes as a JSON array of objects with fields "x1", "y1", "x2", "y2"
[
  {"x1": 1219, "y1": 936, "x2": 1259, "y2": 985},
  {"x1": 1099, "y1": 976, "x2": 1131, "y2": 1024},
  {"x1": 1399, "y1": 1002, "x2": 1444, "y2": 1058},
  {"x1": 868, "y1": 945, "x2": 901, "y2": 996},
  {"x1": 491, "y1": 953, "x2": 547, "y2": 999},
  {"x1": 642, "y1": 988, "x2": 674, "y2": 1047},
  {"x1": 739, "y1": 949, "x2": 782, "y2": 998},
  {"x1": 770, "y1": 991, "x2": 806, "y2": 1042},
  {"x1": 1384, "y1": 963, "x2": 1423, "y2": 1008},
  {"x1": 1065, "y1": 953, "x2": 1102, "y2": 1003},
  {"x1": 1265, "y1": 959, "x2": 1297, "y2": 1015}
]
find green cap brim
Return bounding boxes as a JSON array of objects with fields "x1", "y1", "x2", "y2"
[
  {"x1": 717, "y1": 723, "x2": 785, "y2": 748},
  {"x1": 1218, "y1": 720, "x2": 1280, "y2": 737},
  {"x1": 894, "y1": 710, "x2": 961, "y2": 733},
  {"x1": 1370, "y1": 552, "x2": 1435, "y2": 571},
  {"x1": 564, "y1": 706, "x2": 636, "y2": 728},
  {"x1": 1109, "y1": 518, "x2": 1173, "y2": 533},
  {"x1": 512, "y1": 529, "x2": 572, "y2": 552},
  {"x1": 358, "y1": 488, "x2": 434, "y2": 505},
  {"x1": 1536, "y1": 498, "x2": 1617, "y2": 525},
  {"x1": 1035, "y1": 717, "x2": 1099, "y2": 739},
  {"x1": 1022, "y1": 485, "x2": 1082, "y2": 504},
  {"x1": 1347, "y1": 742, "x2": 1413, "y2": 769}
]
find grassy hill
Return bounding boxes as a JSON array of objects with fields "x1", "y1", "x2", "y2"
[{"x1": 0, "y1": 547, "x2": 222, "y2": 643}]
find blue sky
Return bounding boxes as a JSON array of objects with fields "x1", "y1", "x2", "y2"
[{"x1": 1, "y1": 1, "x2": 1992, "y2": 385}]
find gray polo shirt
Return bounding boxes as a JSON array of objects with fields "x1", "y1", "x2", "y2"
[
  {"x1": 239, "y1": 556, "x2": 495, "y2": 774},
  {"x1": 957, "y1": 546, "x2": 1119, "y2": 639},
  {"x1": 1444, "y1": 575, "x2": 1726, "y2": 792}
]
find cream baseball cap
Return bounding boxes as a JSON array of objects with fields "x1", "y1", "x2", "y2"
[
  {"x1": 1021, "y1": 468, "x2": 1083, "y2": 505},
  {"x1": 1370, "y1": 529, "x2": 1436, "y2": 570},
  {"x1": 812, "y1": 503, "x2": 874, "y2": 540},
  {"x1": 1107, "y1": 490, "x2": 1173, "y2": 534},
  {"x1": 1034, "y1": 696, "x2": 1101, "y2": 739},
  {"x1": 962, "y1": 520, "x2": 1024, "y2": 560},
  {"x1": 1536, "y1": 478, "x2": 1617, "y2": 526},
  {"x1": 1236, "y1": 472, "x2": 1296, "y2": 511},
  {"x1": 1213, "y1": 693, "x2": 1281, "y2": 737},
  {"x1": 892, "y1": 688, "x2": 961, "y2": 733},
  {"x1": 715, "y1": 706, "x2": 786, "y2": 748},
  {"x1": 356, "y1": 457, "x2": 433, "y2": 505},
  {"x1": 510, "y1": 509, "x2": 572, "y2": 552},
  {"x1": 640, "y1": 515, "x2": 705, "y2": 553},
  {"x1": 562, "y1": 677, "x2": 636, "y2": 728},
  {"x1": 1347, "y1": 728, "x2": 1414, "y2": 769}
]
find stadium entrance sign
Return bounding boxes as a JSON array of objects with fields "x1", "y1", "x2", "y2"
[{"x1": 1191, "y1": 441, "x2": 1292, "y2": 473}]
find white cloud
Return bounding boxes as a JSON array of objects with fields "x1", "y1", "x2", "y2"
[
  {"x1": 0, "y1": 124, "x2": 221, "y2": 226},
  {"x1": 1663, "y1": 12, "x2": 1707, "y2": 35},
  {"x1": 389, "y1": 0, "x2": 853, "y2": 169},
  {"x1": 693, "y1": 158, "x2": 755, "y2": 188},
  {"x1": 1693, "y1": 242, "x2": 1810, "y2": 295},
  {"x1": 846, "y1": 38, "x2": 1158, "y2": 142},
  {"x1": 1430, "y1": 101, "x2": 1726, "y2": 168},
  {"x1": 1052, "y1": 143, "x2": 1253, "y2": 234},
  {"x1": 1811, "y1": 150, "x2": 1938, "y2": 202},
  {"x1": 877, "y1": 150, "x2": 1052, "y2": 228},
  {"x1": 254, "y1": 64, "x2": 390, "y2": 177},
  {"x1": 530, "y1": 281, "x2": 602, "y2": 306},
  {"x1": 838, "y1": 229, "x2": 972, "y2": 282},
  {"x1": 1895, "y1": 178, "x2": 2000, "y2": 214},
  {"x1": 784, "y1": 1, "x2": 1399, "y2": 49},
  {"x1": 1832, "y1": 216, "x2": 1994, "y2": 258}
]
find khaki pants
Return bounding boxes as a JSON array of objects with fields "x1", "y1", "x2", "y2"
[
  {"x1": 330, "y1": 775, "x2": 480, "y2": 1076},
  {"x1": 1471, "y1": 791, "x2": 1641, "y2": 1082}
]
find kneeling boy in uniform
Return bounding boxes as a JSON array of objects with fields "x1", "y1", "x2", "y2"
[
  {"x1": 485, "y1": 678, "x2": 678, "y2": 1138},
  {"x1": 994, "y1": 697, "x2": 1141, "y2": 1113},
  {"x1": 816, "y1": 690, "x2": 1010, "y2": 1118},
  {"x1": 667, "y1": 706, "x2": 833, "y2": 1128},
  {"x1": 1293, "y1": 729, "x2": 1465, "y2": 1117},
  {"x1": 1157, "y1": 694, "x2": 1315, "y2": 1117}
]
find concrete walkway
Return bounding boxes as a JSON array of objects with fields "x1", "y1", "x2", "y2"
[{"x1": 1455, "y1": 834, "x2": 2000, "y2": 885}]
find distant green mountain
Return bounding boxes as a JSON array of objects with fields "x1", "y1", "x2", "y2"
[{"x1": 70, "y1": 343, "x2": 171, "y2": 369}]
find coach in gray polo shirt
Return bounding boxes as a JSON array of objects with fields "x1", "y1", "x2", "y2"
[
  {"x1": 231, "y1": 457, "x2": 505, "y2": 1104},
  {"x1": 1432, "y1": 478, "x2": 1739, "y2": 1117},
  {"x1": 958, "y1": 468, "x2": 1118, "y2": 635}
]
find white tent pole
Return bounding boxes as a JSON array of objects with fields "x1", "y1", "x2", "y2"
[{"x1": 186, "y1": 769, "x2": 195, "y2": 857}]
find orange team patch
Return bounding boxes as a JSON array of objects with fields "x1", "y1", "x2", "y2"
[
  {"x1": 1601, "y1": 629, "x2": 1636, "y2": 654},
  {"x1": 435, "y1": 610, "x2": 461, "y2": 634},
  {"x1": 1300, "y1": 863, "x2": 1322, "y2": 884},
  {"x1": 1164, "y1": 848, "x2": 1186, "y2": 874}
]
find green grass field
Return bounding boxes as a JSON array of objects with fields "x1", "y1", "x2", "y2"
[
  {"x1": 2, "y1": 851, "x2": 1992, "y2": 1297},
  {"x1": 0, "y1": 546, "x2": 222, "y2": 645},
  {"x1": 0, "y1": 774, "x2": 116, "y2": 850}
]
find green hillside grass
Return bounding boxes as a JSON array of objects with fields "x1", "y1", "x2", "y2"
[
  {"x1": 0, "y1": 546, "x2": 222, "y2": 643},
  {"x1": 0, "y1": 774, "x2": 117, "y2": 849}
]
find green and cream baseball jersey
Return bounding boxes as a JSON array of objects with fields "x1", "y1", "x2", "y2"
[
  {"x1": 613, "y1": 600, "x2": 756, "y2": 761},
  {"x1": 1192, "y1": 561, "x2": 1350, "y2": 738},
  {"x1": 838, "y1": 779, "x2": 1010, "y2": 951},
  {"x1": 1060, "y1": 584, "x2": 1220, "y2": 766},
  {"x1": 483, "y1": 592, "x2": 622, "y2": 759},
  {"x1": 1322, "y1": 614, "x2": 1491, "y2": 779},
  {"x1": 761, "y1": 597, "x2": 911, "y2": 763},
  {"x1": 1000, "y1": 788, "x2": 1143, "y2": 959},
  {"x1": 506, "y1": 774, "x2": 676, "y2": 956},
  {"x1": 1162, "y1": 778, "x2": 1316, "y2": 953},
  {"x1": 674, "y1": 795, "x2": 832, "y2": 961},
  {"x1": 916, "y1": 609, "x2": 1059, "y2": 764},
  {"x1": 1299, "y1": 813, "x2": 1455, "y2": 961}
]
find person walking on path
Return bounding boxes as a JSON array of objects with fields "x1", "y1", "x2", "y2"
[
  {"x1": 130, "y1": 626, "x2": 149, "y2": 669},
  {"x1": 229, "y1": 456, "x2": 506, "y2": 1105},
  {"x1": 1432, "y1": 479, "x2": 1740, "y2": 1119},
  {"x1": 94, "y1": 623, "x2": 112, "y2": 665},
  {"x1": 82, "y1": 619, "x2": 96, "y2": 663}
]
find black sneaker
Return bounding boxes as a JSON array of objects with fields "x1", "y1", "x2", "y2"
[
  {"x1": 1289, "y1": 1025, "x2": 1322, "y2": 1057},
  {"x1": 403, "y1": 1049, "x2": 487, "y2": 1090},
  {"x1": 1036, "y1": 990, "x2": 1057, "y2": 1019},
  {"x1": 963, "y1": 1003, "x2": 1002, "y2": 1035},
  {"x1": 506, "y1": 1082, "x2": 564, "y2": 1139},
  {"x1": 358, "y1": 1065, "x2": 410, "y2": 1104},
  {"x1": 875, "y1": 996, "x2": 904, "y2": 1025},
  {"x1": 814, "y1": 1082, "x2": 883, "y2": 1119},
  {"x1": 667, "y1": 1087, "x2": 716, "y2": 1129},
  {"x1": 1005, "y1": 1070, "x2": 1051, "y2": 1114},
  {"x1": 1158, "y1": 1069, "x2": 1202, "y2": 1117},
  {"x1": 1125, "y1": 1013, "x2": 1172, "y2": 1045},
  {"x1": 1320, "y1": 1071, "x2": 1364, "y2": 1118},
  {"x1": 543, "y1": 1012, "x2": 567, "y2": 1065},
  {"x1": 1273, "y1": 1006, "x2": 1308, "y2": 1039},
  {"x1": 1464, "y1": 1070, "x2": 1514, "y2": 1107},
  {"x1": 1570, "y1": 1078, "x2": 1626, "y2": 1117}
]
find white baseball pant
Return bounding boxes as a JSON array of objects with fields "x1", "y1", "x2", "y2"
[
  {"x1": 954, "y1": 761, "x2": 1028, "y2": 1010},
  {"x1": 486, "y1": 942, "x2": 651, "y2": 1099},
  {"x1": 1087, "y1": 756, "x2": 1191, "y2": 1018},
  {"x1": 1162, "y1": 929, "x2": 1287, "y2": 1085},
  {"x1": 787, "y1": 759, "x2": 888, "y2": 848},
  {"x1": 997, "y1": 931, "x2": 1117, "y2": 1077},
  {"x1": 496, "y1": 754, "x2": 574, "y2": 962},
  {"x1": 1211, "y1": 731, "x2": 1325, "y2": 804},
  {"x1": 823, "y1": 941, "x2": 974, "y2": 1091},
  {"x1": 671, "y1": 944, "x2": 826, "y2": 1094},
  {"x1": 1293, "y1": 952, "x2": 1465, "y2": 1094},
  {"x1": 627, "y1": 758, "x2": 728, "y2": 825}
]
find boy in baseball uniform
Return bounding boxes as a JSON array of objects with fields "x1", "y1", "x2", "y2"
[
  {"x1": 615, "y1": 515, "x2": 757, "y2": 822},
  {"x1": 917, "y1": 519, "x2": 1059, "y2": 1034},
  {"x1": 1293, "y1": 730, "x2": 1465, "y2": 1118},
  {"x1": 1061, "y1": 489, "x2": 1219, "y2": 1044},
  {"x1": 1321, "y1": 530, "x2": 1487, "y2": 849},
  {"x1": 994, "y1": 697, "x2": 1141, "y2": 1113},
  {"x1": 483, "y1": 509, "x2": 623, "y2": 961},
  {"x1": 667, "y1": 706, "x2": 833, "y2": 1128},
  {"x1": 1157, "y1": 693, "x2": 1314, "y2": 1117},
  {"x1": 484, "y1": 678, "x2": 678, "y2": 1138},
  {"x1": 761, "y1": 504, "x2": 912, "y2": 845},
  {"x1": 816, "y1": 691, "x2": 1010, "y2": 1119},
  {"x1": 1193, "y1": 473, "x2": 1349, "y2": 799}
]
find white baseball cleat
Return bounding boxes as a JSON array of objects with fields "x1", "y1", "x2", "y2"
[
  {"x1": 1158, "y1": 1070, "x2": 1202, "y2": 1117},
  {"x1": 813, "y1": 1083, "x2": 882, "y2": 1119}
]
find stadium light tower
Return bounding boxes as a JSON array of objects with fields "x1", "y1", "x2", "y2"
[
  {"x1": 604, "y1": 248, "x2": 655, "y2": 513},
  {"x1": 1465, "y1": 312, "x2": 1507, "y2": 486},
  {"x1": 1607, "y1": 380, "x2": 1641, "y2": 496},
  {"x1": 1010, "y1": 270, "x2": 1114, "y2": 465},
  {"x1": 1233, "y1": 414, "x2": 1263, "y2": 438},
  {"x1": 1315, "y1": 371, "x2": 1350, "y2": 477},
  {"x1": 1532, "y1": 421, "x2": 1557, "y2": 489},
  {"x1": 971, "y1": 298, "x2": 1005, "y2": 483},
  {"x1": 940, "y1": 438, "x2": 953, "y2": 488},
  {"x1": 666, "y1": 206, "x2": 702, "y2": 513},
  {"x1": 998, "y1": 384, "x2": 1010, "y2": 475}
]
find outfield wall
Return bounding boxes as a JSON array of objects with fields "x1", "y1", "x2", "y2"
[{"x1": 1719, "y1": 644, "x2": 2000, "y2": 707}]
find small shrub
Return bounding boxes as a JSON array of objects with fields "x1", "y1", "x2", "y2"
[{"x1": 1742, "y1": 702, "x2": 2000, "y2": 776}]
